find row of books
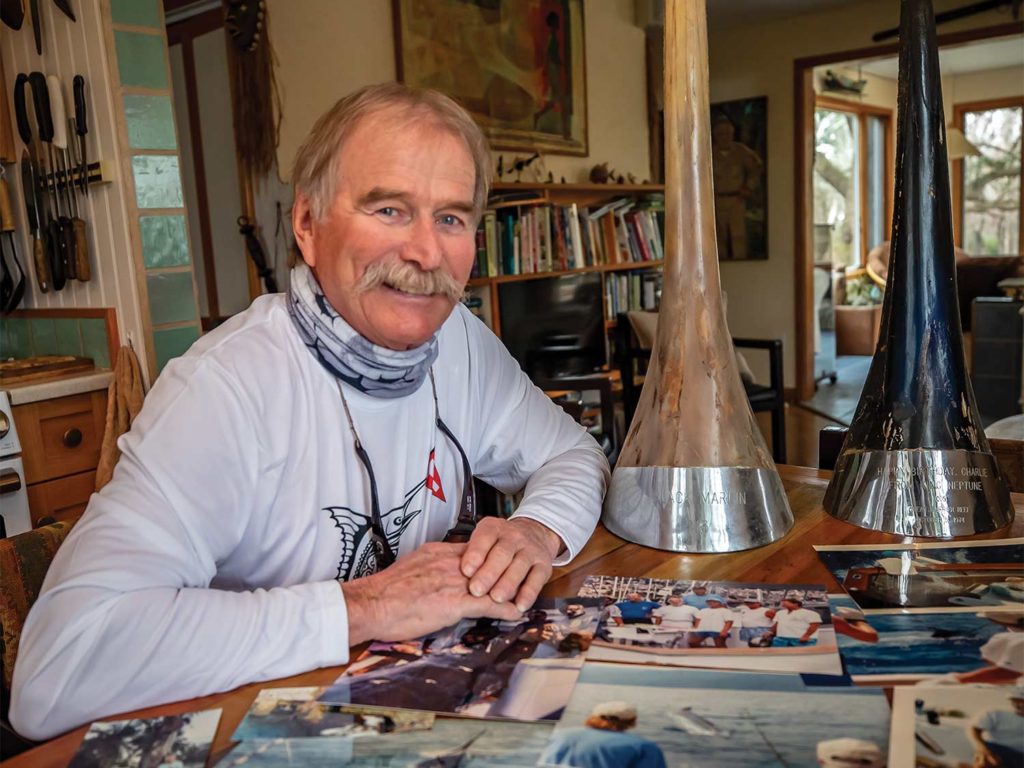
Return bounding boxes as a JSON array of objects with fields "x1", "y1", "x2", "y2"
[
  {"x1": 605, "y1": 270, "x2": 662, "y2": 321},
  {"x1": 473, "y1": 196, "x2": 665, "y2": 278}
]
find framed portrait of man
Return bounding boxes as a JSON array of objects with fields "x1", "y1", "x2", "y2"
[
  {"x1": 393, "y1": 0, "x2": 588, "y2": 156},
  {"x1": 710, "y1": 96, "x2": 768, "y2": 261}
]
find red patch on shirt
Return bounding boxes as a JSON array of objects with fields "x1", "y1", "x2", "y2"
[{"x1": 426, "y1": 449, "x2": 446, "y2": 502}]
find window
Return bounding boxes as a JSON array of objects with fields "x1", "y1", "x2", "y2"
[
  {"x1": 955, "y1": 99, "x2": 1024, "y2": 256},
  {"x1": 813, "y1": 98, "x2": 893, "y2": 268}
]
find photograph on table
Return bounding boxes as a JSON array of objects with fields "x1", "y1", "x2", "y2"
[
  {"x1": 538, "y1": 663, "x2": 890, "y2": 768},
  {"x1": 317, "y1": 597, "x2": 604, "y2": 720},
  {"x1": 68, "y1": 709, "x2": 221, "y2": 768},
  {"x1": 830, "y1": 594, "x2": 1024, "y2": 685},
  {"x1": 577, "y1": 576, "x2": 839, "y2": 669},
  {"x1": 220, "y1": 717, "x2": 552, "y2": 767},
  {"x1": 889, "y1": 684, "x2": 1024, "y2": 768},
  {"x1": 815, "y1": 538, "x2": 1024, "y2": 614},
  {"x1": 232, "y1": 687, "x2": 435, "y2": 741}
]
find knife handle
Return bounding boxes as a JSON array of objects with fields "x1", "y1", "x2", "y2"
[
  {"x1": 73, "y1": 75, "x2": 87, "y2": 136},
  {"x1": 14, "y1": 74, "x2": 32, "y2": 145},
  {"x1": 33, "y1": 236, "x2": 50, "y2": 293},
  {"x1": 73, "y1": 218, "x2": 90, "y2": 281},
  {"x1": 0, "y1": 179, "x2": 13, "y2": 232},
  {"x1": 29, "y1": 72, "x2": 54, "y2": 143}
]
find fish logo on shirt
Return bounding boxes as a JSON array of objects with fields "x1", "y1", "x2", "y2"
[{"x1": 326, "y1": 478, "x2": 426, "y2": 581}]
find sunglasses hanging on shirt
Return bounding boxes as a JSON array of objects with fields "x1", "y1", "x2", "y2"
[{"x1": 336, "y1": 368, "x2": 477, "y2": 571}]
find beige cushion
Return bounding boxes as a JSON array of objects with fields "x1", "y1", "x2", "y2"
[{"x1": 626, "y1": 310, "x2": 756, "y2": 384}]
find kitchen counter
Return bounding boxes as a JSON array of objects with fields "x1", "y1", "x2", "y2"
[{"x1": 4, "y1": 370, "x2": 113, "y2": 406}]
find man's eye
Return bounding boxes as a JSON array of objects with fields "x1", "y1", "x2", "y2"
[
  {"x1": 438, "y1": 214, "x2": 463, "y2": 227},
  {"x1": 377, "y1": 207, "x2": 398, "y2": 217}
]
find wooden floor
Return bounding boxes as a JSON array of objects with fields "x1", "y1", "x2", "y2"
[{"x1": 755, "y1": 404, "x2": 844, "y2": 469}]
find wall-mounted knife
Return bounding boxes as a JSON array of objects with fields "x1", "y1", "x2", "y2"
[{"x1": 20, "y1": 150, "x2": 50, "y2": 293}]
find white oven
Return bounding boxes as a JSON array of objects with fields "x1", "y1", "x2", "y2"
[{"x1": 0, "y1": 391, "x2": 32, "y2": 537}]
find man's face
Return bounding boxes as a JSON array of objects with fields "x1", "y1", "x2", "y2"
[
  {"x1": 782, "y1": 600, "x2": 798, "y2": 611},
  {"x1": 713, "y1": 121, "x2": 735, "y2": 147},
  {"x1": 693, "y1": 587, "x2": 706, "y2": 595},
  {"x1": 707, "y1": 599, "x2": 724, "y2": 609},
  {"x1": 745, "y1": 601, "x2": 761, "y2": 609},
  {"x1": 293, "y1": 108, "x2": 478, "y2": 350},
  {"x1": 627, "y1": 593, "x2": 643, "y2": 602},
  {"x1": 667, "y1": 596, "x2": 683, "y2": 606}
]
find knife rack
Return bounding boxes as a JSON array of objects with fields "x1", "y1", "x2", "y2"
[{"x1": 37, "y1": 161, "x2": 109, "y2": 194}]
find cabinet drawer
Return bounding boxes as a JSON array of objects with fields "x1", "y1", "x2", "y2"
[
  {"x1": 27, "y1": 470, "x2": 96, "y2": 526},
  {"x1": 13, "y1": 391, "x2": 107, "y2": 485}
]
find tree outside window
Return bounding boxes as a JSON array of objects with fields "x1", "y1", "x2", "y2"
[{"x1": 958, "y1": 102, "x2": 1023, "y2": 256}]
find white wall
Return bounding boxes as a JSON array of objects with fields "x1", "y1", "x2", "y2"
[{"x1": 2, "y1": 0, "x2": 148, "y2": 359}]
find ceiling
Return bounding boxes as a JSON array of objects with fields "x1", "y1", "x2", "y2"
[{"x1": 857, "y1": 35, "x2": 1024, "y2": 77}]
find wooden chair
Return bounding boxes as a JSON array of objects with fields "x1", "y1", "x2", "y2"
[
  {"x1": 535, "y1": 373, "x2": 619, "y2": 464},
  {"x1": 0, "y1": 519, "x2": 76, "y2": 758},
  {"x1": 614, "y1": 313, "x2": 787, "y2": 464}
]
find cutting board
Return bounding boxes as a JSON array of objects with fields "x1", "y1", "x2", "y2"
[{"x1": 0, "y1": 355, "x2": 96, "y2": 385}]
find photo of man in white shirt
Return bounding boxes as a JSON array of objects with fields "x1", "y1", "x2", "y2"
[
  {"x1": 688, "y1": 597, "x2": 735, "y2": 648},
  {"x1": 770, "y1": 598, "x2": 822, "y2": 647}
]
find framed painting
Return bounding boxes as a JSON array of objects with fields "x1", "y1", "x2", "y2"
[
  {"x1": 393, "y1": 0, "x2": 588, "y2": 156},
  {"x1": 710, "y1": 96, "x2": 768, "y2": 261}
]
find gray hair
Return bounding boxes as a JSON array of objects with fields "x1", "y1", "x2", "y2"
[{"x1": 291, "y1": 82, "x2": 492, "y2": 221}]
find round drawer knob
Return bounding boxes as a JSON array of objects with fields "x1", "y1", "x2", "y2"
[{"x1": 62, "y1": 428, "x2": 83, "y2": 448}]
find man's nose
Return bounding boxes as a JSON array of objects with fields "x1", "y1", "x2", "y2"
[{"x1": 401, "y1": 215, "x2": 444, "y2": 271}]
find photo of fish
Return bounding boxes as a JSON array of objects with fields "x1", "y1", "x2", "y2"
[
  {"x1": 889, "y1": 685, "x2": 1024, "y2": 767},
  {"x1": 219, "y1": 717, "x2": 552, "y2": 767},
  {"x1": 815, "y1": 539, "x2": 1024, "y2": 613},
  {"x1": 317, "y1": 597, "x2": 603, "y2": 721},
  {"x1": 539, "y1": 663, "x2": 890, "y2": 768},
  {"x1": 830, "y1": 594, "x2": 1024, "y2": 684},
  {"x1": 232, "y1": 687, "x2": 435, "y2": 741}
]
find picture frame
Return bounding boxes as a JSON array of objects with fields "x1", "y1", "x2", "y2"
[
  {"x1": 393, "y1": 0, "x2": 589, "y2": 156},
  {"x1": 710, "y1": 95, "x2": 768, "y2": 261}
]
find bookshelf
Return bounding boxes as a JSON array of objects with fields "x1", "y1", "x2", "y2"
[{"x1": 464, "y1": 183, "x2": 666, "y2": 339}]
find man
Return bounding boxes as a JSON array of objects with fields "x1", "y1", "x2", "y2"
[
  {"x1": 651, "y1": 594, "x2": 700, "y2": 633},
  {"x1": 611, "y1": 593, "x2": 661, "y2": 626},
  {"x1": 967, "y1": 685, "x2": 1024, "y2": 767},
  {"x1": 737, "y1": 598, "x2": 775, "y2": 645},
  {"x1": 11, "y1": 83, "x2": 608, "y2": 740},
  {"x1": 769, "y1": 598, "x2": 822, "y2": 647},
  {"x1": 688, "y1": 597, "x2": 735, "y2": 648},
  {"x1": 711, "y1": 114, "x2": 763, "y2": 260},
  {"x1": 539, "y1": 701, "x2": 667, "y2": 768},
  {"x1": 682, "y1": 585, "x2": 711, "y2": 609}
]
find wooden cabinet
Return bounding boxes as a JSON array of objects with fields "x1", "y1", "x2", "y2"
[{"x1": 12, "y1": 391, "x2": 107, "y2": 525}]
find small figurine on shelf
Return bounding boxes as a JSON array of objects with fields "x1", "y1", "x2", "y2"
[
  {"x1": 546, "y1": 171, "x2": 555, "y2": 184},
  {"x1": 510, "y1": 152, "x2": 540, "y2": 182},
  {"x1": 589, "y1": 162, "x2": 611, "y2": 183},
  {"x1": 626, "y1": 173, "x2": 638, "y2": 184},
  {"x1": 496, "y1": 154, "x2": 504, "y2": 178}
]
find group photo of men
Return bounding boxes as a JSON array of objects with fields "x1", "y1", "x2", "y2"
[{"x1": 578, "y1": 577, "x2": 835, "y2": 654}]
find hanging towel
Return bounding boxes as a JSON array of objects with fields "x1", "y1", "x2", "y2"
[{"x1": 95, "y1": 346, "x2": 145, "y2": 491}]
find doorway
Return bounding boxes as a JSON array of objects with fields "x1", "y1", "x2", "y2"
[{"x1": 793, "y1": 22, "x2": 1024, "y2": 423}]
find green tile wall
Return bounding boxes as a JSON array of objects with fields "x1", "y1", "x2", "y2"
[
  {"x1": 1, "y1": 319, "x2": 31, "y2": 358},
  {"x1": 111, "y1": 0, "x2": 162, "y2": 28},
  {"x1": 153, "y1": 325, "x2": 200, "y2": 372},
  {"x1": 147, "y1": 272, "x2": 198, "y2": 326},
  {"x1": 80, "y1": 319, "x2": 111, "y2": 368},
  {"x1": 124, "y1": 94, "x2": 177, "y2": 150},
  {"x1": 141, "y1": 215, "x2": 190, "y2": 268},
  {"x1": 53, "y1": 319, "x2": 82, "y2": 356},
  {"x1": 0, "y1": 317, "x2": 111, "y2": 367},
  {"x1": 115, "y1": 31, "x2": 168, "y2": 89},
  {"x1": 133, "y1": 155, "x2": 183, "y2": 208},
  {"x1": 29, "y1": 318, "x2": 57, "y2": 353}
]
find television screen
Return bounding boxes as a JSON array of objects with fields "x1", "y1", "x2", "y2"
[{"x1": 498, "y1": 272, "x2": 607, "y2": 379}]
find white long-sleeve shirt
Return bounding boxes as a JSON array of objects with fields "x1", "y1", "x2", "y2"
[{"x1": 10, "y1": 297, "x2": 608, "y2": 740}]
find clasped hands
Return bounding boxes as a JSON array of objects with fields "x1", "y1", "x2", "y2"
[{"x1": 343, "y1": 517, "x2": 563, "y2": 645}]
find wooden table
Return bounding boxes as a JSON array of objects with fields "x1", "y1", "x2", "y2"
[{"x1": 6, "y1": 465, "x2": 1021, "y2": 768}]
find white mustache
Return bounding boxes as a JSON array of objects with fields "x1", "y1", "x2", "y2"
[{"x1": 357, "y1": 257, "x2": 464, "y2": 302}]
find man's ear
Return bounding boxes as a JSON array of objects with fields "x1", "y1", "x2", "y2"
[{"x1": 292, "y1": 192, "x2": 317, "y2": 268}]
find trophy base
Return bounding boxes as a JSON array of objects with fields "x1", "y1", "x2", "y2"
[
  {"x1": 602, "y1": 466, "x2": 794, "y2": 553},
  {"x1": 824, "y1": 449, "x2": 1015, "y2": 537}
]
